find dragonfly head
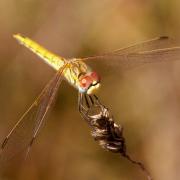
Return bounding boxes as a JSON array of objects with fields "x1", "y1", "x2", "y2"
[{"x1": 79, "y1": 72, "x2": 101, "y2": 94}]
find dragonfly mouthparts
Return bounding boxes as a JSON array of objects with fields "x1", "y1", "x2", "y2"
[{"x1": 87, "y1": 83, "x2": 101, "y2": 95}]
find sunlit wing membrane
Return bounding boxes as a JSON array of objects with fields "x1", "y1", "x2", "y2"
[
  {"x1": 0, "y1": 64, "x2": 66, "y2": 171},
  {"x1": 125, "y1": 47, "x2": 180, "y2": 65},
  {"x1": 81, "y1": 37, "x2": 180, "y2": 70},
  {"x1": 13, "y1": 34, "x2": 66, "y2": 71},
  {"x1": 83, "y1": 36, "x2": 176, "y2": 57},
  {"x1": 102, "y1": 36, "x2": 177, "y2": 55}
]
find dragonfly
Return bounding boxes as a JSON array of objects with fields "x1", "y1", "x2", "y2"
[{"x1": 1, "y1": 34, "x2": 180, "y2": 168}]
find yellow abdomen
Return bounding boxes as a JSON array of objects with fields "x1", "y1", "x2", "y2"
[{"x1": 13, "y1": 34, "x2": 66, "y2": 70}]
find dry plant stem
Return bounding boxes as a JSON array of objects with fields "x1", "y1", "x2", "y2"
[
  {"x1": 123, "y1": 154, "x2": 152, "y2": 180},
  {"x1": 78, "y1": 93, "x2": 153, "y2": 180}
]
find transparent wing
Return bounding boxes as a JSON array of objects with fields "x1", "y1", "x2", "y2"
[
  {"x1": 0, "y1": 65, "x2": 66, "y2": 170},
  {"x1": 101, "y1": 36, "x2": 175, "y2": 55},
  {"x1": 81, "y1": 37, "x2": 180, "y2": 70}
]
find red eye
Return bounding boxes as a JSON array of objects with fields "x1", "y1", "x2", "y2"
[
  {"x1": 81, "y1": 78, "x2": 87, "y2": 85},
  {"x1": 80, "y1": 76, "x2": 92, "y2": 88},
  {"x1": 90, "y1": 72, "x2": 100, "y2": 82}
]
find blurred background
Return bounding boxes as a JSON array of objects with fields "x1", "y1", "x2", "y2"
[{"x1": 0, "y1": 0, "x2": 180, "y2": 179}]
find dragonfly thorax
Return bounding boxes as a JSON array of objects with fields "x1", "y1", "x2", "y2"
[{"x1": 63, "y1": 60, "x2": 101, "y2": 94}]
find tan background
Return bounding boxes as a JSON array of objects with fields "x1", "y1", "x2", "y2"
[{"x1": 0, "y1": 0, "x2": 180, "y2": 179}]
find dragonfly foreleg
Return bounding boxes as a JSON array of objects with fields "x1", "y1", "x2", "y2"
[{"x1": 78, "y1": 93, "x2": 88, "y2": 119}]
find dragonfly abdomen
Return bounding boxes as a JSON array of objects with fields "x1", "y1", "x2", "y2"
[{"x1": 13, "y1": 34, "x2": 65, "y2": 70}]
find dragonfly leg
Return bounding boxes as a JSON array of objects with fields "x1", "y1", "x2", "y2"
[{"x1": 78, "y1": 93, "x2": 88, "y2": 119}]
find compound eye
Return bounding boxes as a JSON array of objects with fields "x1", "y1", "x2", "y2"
[
  {"x1": 81, "y1": 78, "x2": 87, "y2": 86},
  {"x1": 91, "y1": 72, "x2": 97, "y2": 78},
  {"x1": 80, "y1": 76, "x2": 91, "y2": 89},
  {"x1": 90, "y1": 72, "x2": 100, "y2": 82}
]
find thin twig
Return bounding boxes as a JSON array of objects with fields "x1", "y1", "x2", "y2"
[{"x1": 123, "y1": 153, "x2": 152, "y2": 180}]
